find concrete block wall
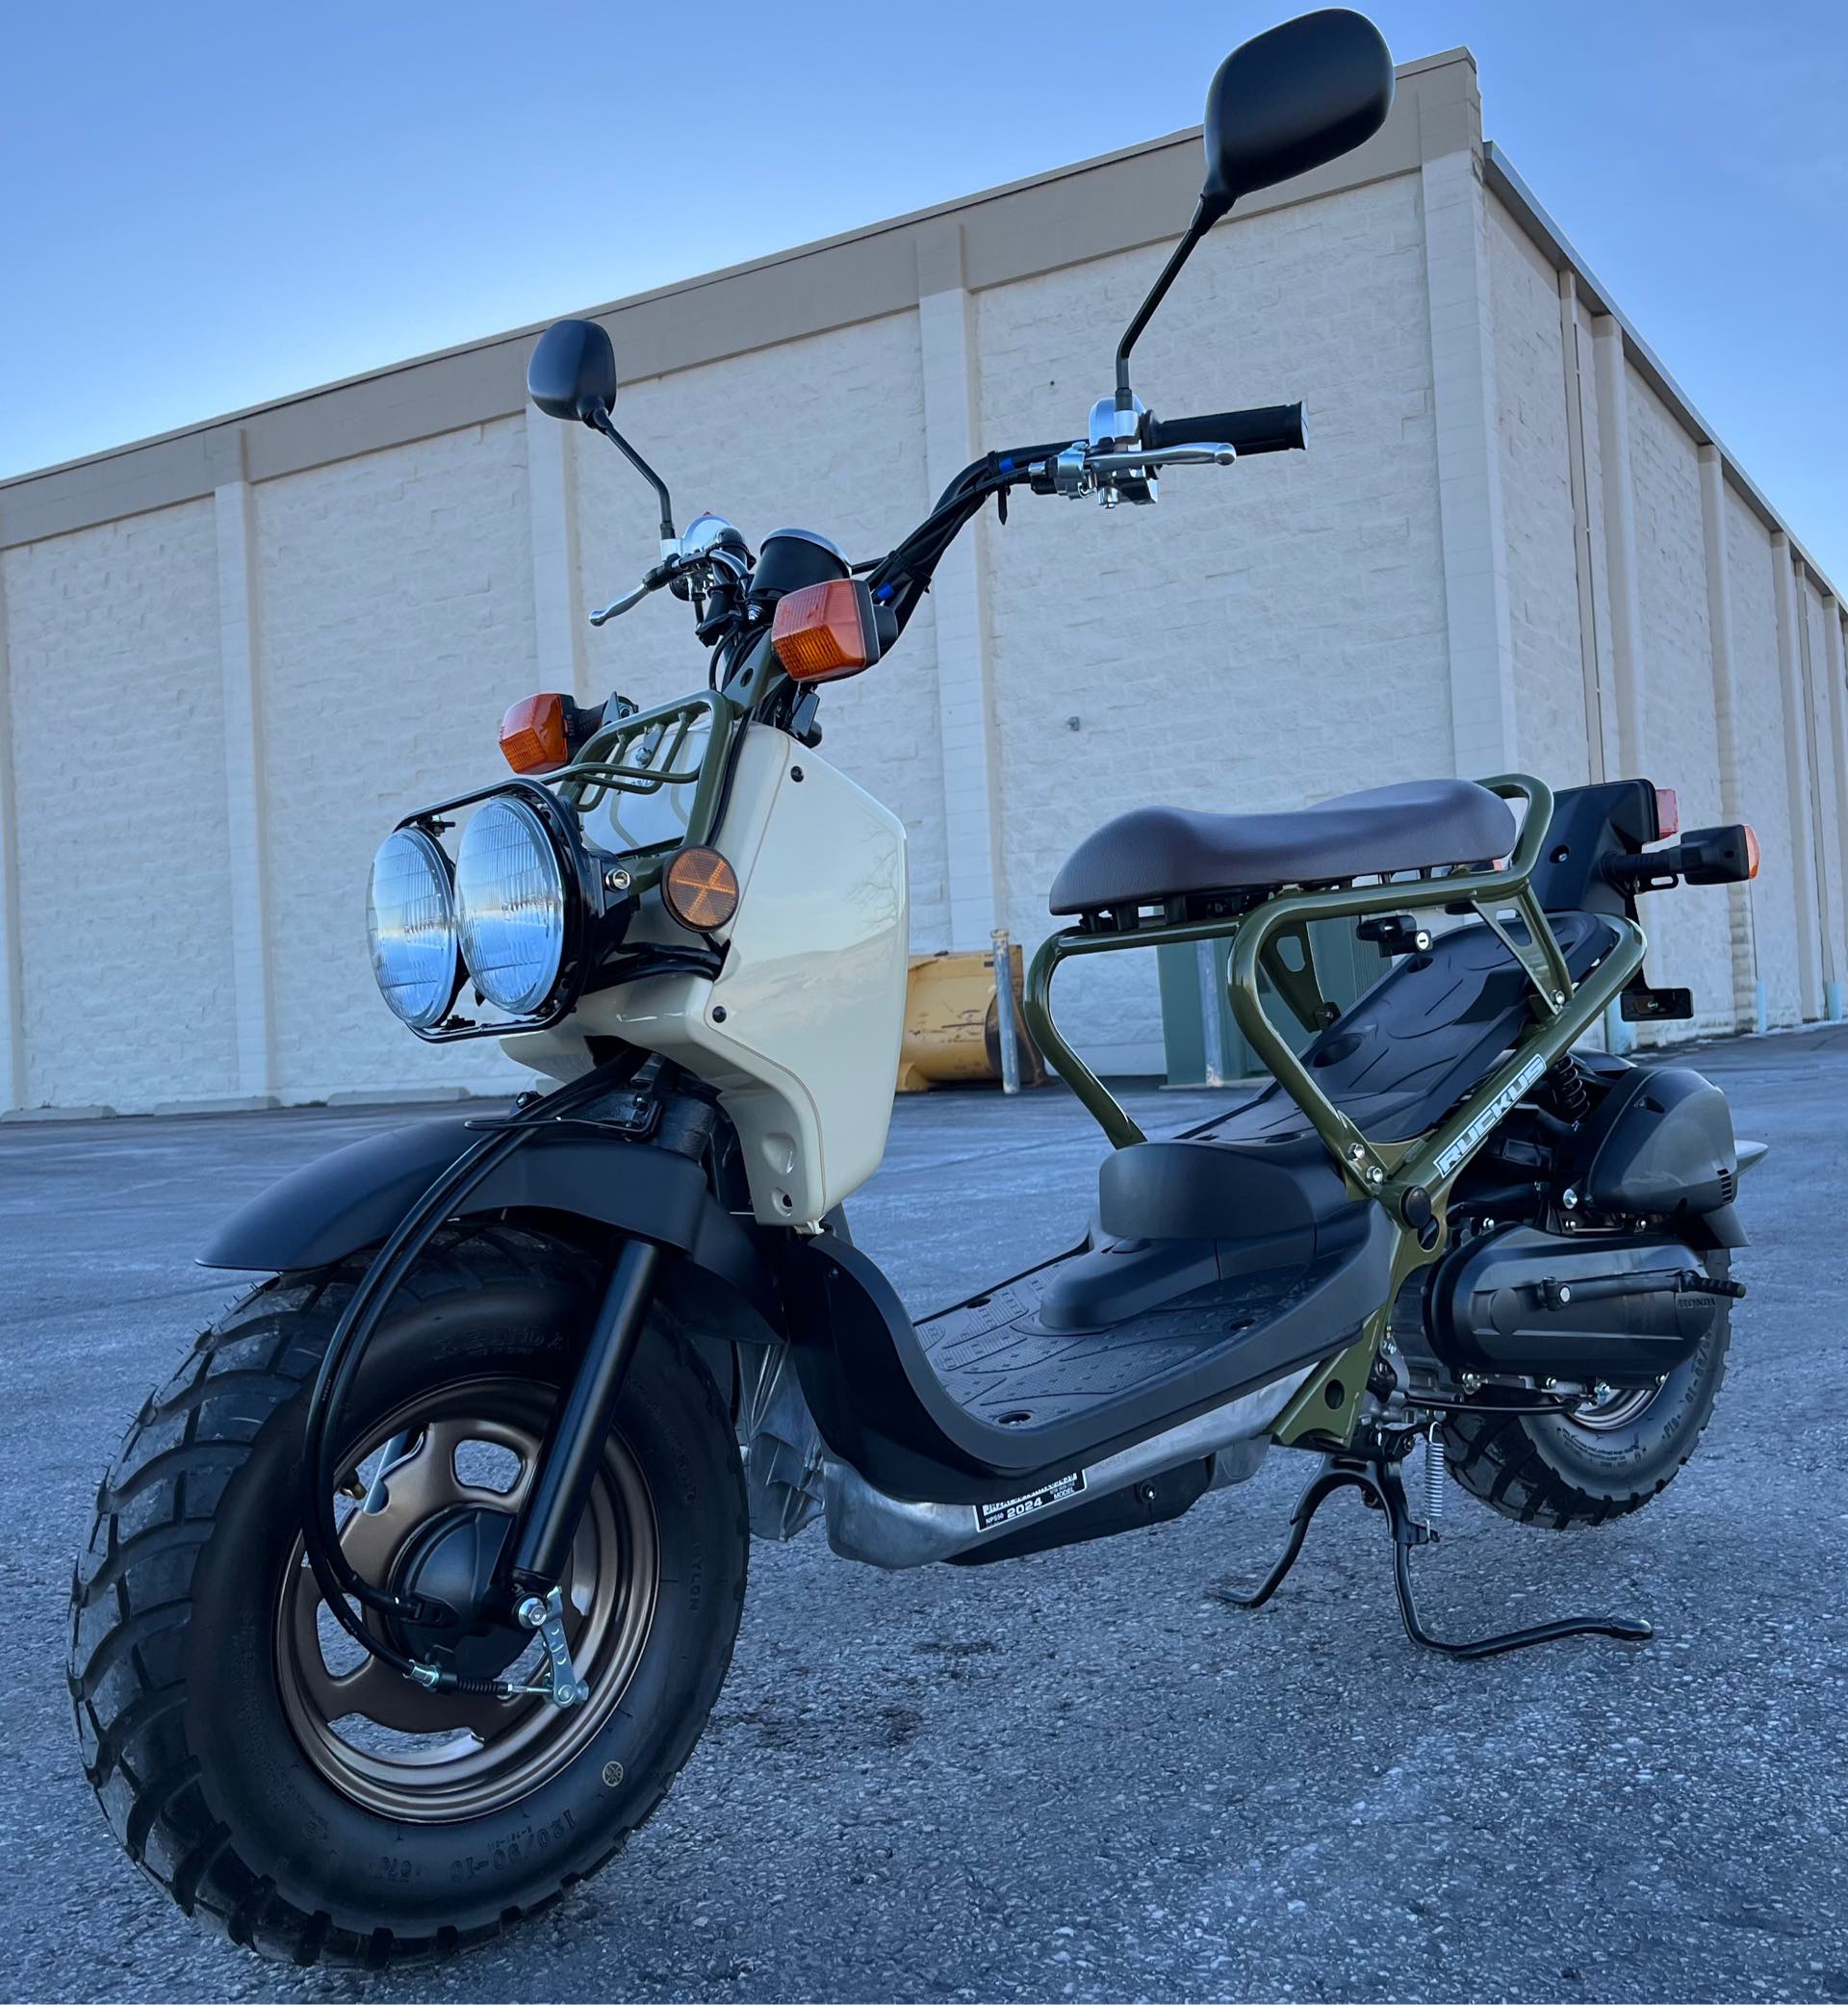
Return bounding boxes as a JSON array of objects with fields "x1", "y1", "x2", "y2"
[
  {"x1": 1480, "y1": 167, "x2": 1846, "y2": 1045},
  {"x1": 1488, "y1": 203, "x2": 1589, "y2": 792},
  {"x1": 254, "y1": 419, "x2": 538, "y2": 1103},
  {"x1": 2, "y1": 501, "x2": 240, "y2": 1110},
  {"x1": 0, "y1": 48, "x2": 1842, "y2": 1118},
  {"x1": 1624, "y1": 373, "x2": 1732, "y2": 1038},
  {"x1": 978, "y1": 173, "x2": 1449, "y2": 1071}
]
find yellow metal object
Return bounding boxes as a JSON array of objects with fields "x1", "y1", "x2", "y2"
[{"x1": 897, "y1": 947, "x2": 1045, "y2": 1092}]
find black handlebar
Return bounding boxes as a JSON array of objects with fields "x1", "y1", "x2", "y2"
[{"x1": 1142, "y1": 401, "x2": 1306, "y2": 456}]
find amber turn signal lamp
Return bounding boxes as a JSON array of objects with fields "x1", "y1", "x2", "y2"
[
  {"x1": 500, "y1": 693, "x2": 571, "y2": 774},
  {"x1": 1652, "y1": 785, "x2": 1680, "y2": 840},
  {"x1": 771, "y1": 578, "x2": 882, "y2": 682},
  {"x1": 1743, "y1": 824, "x2": 1760, "y2": 879},
  {"x1": 663, "y1": 846, "x2": 740, "y2": 932}
]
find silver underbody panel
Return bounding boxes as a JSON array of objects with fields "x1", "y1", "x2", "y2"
[{"x1": 819, "y1": 1366, "x2": 1313, "y2": 1570}]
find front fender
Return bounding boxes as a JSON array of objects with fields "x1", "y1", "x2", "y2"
[{"x1": 199, "y1": 1118, "x2": 784, "y2": 1334}]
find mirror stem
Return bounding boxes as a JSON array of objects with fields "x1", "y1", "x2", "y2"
[
  {"x1": 1114, "y1": 197, "x2": 1224, "y2": 412},
  {"x1": 588, "y1": 406, "x2": 678, "y2": 553}
]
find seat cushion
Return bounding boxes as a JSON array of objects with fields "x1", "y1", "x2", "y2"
[{"x1": 1048, "y1": 779, "x2": 1517, "y2": 915}]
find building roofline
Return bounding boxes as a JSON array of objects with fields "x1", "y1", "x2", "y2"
[
  {"x1": 0, "y1": 50, "x2": 1472, "y2": 549},
  {"x1": 1484, "y1": 143, "x2": 1839, "y2": 605},
  {"x1": 3, "y1": 43, "x2": 1485, "y2": 507}
]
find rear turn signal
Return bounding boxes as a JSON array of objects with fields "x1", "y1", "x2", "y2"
[
  {"x1": 771, "y1": 578, "x2": 883, "y2": 682},
  {"x1": 1743, "y1": 824, "x2": 1760, "y2": 879},
  {"x1": 663, "y1": 846, "x2": 740, "y2": 932},
  {"x1": 500, "y1": 693, "x2": 571, "y2": 774}
]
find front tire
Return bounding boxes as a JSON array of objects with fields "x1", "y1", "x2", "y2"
[{"x1": 69, "y1": 1226, "x2": 748, "y2": 1968}]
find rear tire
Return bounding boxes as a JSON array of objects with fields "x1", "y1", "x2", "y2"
[
  {"x1": 1439, "y1": 1296, "x2": 1732, "y2": 1530},
  {"x1": 68, "y1": 1226, "x2": 748, "y2": 1968}
]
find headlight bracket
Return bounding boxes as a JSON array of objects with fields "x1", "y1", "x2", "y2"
[{"x1": 389, "y1": 776, "x2": 640, "y2": 1042}]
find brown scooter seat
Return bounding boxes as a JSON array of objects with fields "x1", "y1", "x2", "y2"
[{"x1": 1048, "y1": 779, "x2": 1516, "y2": 915}]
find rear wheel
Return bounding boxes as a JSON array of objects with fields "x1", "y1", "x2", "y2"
[
  {"x1": 69, "y1": 1227, "x2": 748, "y2": 1968},
  {"x1": 1439, "y1": 1305, "x2": 1732, "y2": 1529}
]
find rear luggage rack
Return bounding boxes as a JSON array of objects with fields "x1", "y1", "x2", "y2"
[{"x1": 1025, "y1": 775, "x2": 1645, "y2": 1228}]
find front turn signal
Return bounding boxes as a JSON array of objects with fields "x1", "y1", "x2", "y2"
[
  {"x1": 500, "y1": 693, "x2": 572, "y2": 774},
  {"x1": 771, "y1": 578, "x2": 883, "y2": 682},
  {"x1": 663, "y1": 846, "x2": 740, "y2": 932}
]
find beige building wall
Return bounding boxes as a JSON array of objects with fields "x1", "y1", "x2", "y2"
[
  {"x1": 2, "y1": 500, "x2": 240, "y2": 1110},
  {"x1": 0, "y1": 48, "x2": 1842, "y2": 1115}
]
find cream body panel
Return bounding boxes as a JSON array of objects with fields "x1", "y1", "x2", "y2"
[{"x1": 503, "y1": 726, "x2": 908, "y2": 1225}]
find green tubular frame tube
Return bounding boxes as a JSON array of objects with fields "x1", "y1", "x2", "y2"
[
  {"x1": 554, "y1": 687, "x2": 742, "y2": 893},
  {"x1": 1022, "y1": 775, "x2": 1645, "y2": 1217}
]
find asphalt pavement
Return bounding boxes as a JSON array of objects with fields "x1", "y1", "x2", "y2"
[{"x1": 2, "y1": 1032, "x2": 1844, "y2": 2003}]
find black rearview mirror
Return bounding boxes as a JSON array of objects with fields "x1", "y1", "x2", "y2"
[
  {"x1": 527, "y1": 319, "x2": 619, "y2": 424},
  {"x1": 1200, "y1": 9, "x2": 1395, "y2": 220}
]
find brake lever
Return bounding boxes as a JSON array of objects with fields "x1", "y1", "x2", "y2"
[
  {"x1": 588, "y1": 581, "x2": 652, "y2": 627},
  {"x1": 1088, "y1": 442, "x2": 1237, "y2": 472},
  {"x1": 587, "y1": 553, "x2": 689, "y2": 628},
  {"x1": 1027, "y1": 440, "x2": 1237, "y2": 501}
]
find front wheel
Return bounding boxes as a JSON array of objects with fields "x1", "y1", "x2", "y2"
[{"x1": 69, "y1": 1227, "x2": 748, "y2": 1968}]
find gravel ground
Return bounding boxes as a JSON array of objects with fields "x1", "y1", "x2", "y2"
[{"x1": 3, "y1": 1031, "x2": 1845, "y2": 2003}]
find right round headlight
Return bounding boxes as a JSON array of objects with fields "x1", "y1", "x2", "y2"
[
  {"x1": 454, "y1": 797, "x2": 569, "y2": 1015},
  {"x1": 367, "y1": 828, "x2": 460, "y2": 1030}
]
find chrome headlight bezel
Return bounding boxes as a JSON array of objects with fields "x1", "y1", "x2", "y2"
[
  {"x1": 375, "y1": 777, "x2": 637, "y2": 1042},
  {"x1": 454, "y1": 796, "x2": 571, "y2": 1015},
  {"x1": 366, "y1": 826, "x2": 464, "y2": 1032}
]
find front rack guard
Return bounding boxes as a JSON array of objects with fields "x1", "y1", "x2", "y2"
[{"x1": 1022, "y1": 774, "x2": 1646, "y2": 1230}]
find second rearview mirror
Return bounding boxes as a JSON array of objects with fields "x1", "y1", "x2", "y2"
[
  {"x1": 1200, "y1": 9, "x2": 1394, "y2": 220},
  {"x1": 527, "y1": 319, "x2": 618, "y2": 424}
]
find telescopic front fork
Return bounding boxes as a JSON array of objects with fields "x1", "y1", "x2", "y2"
[{"x1": 505, "y1": 1235, "x2": 663, "y2": 1600}]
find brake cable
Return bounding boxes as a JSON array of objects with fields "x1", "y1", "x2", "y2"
[{"x1": 297, "y1": 1058, "x2": 644, "y2": 1694}]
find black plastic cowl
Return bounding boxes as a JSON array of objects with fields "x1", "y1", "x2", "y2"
[{"x1": 1573, "y1": 1066, "x2": 1738, "y2": 1222}]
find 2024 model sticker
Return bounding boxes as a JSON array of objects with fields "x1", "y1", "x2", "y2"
[
  {"x1": 974, "y1": 1470, "x2": 1087, "y2": 1531},
  {"x1": 1432, "y1": 1053, "x2": 1547, "y2": 1180}
]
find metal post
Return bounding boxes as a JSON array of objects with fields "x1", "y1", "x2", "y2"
[
  {"x1": 1195, "y1": 938, "x2": 1228, "y2": 1089},
  {"x1": 990, "y1": 929, "x2": 1021, "y2": 1094}
]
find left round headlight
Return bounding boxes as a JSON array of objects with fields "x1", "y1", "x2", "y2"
[
  {"x1": 454, "y1": 797, "x2": 569, "y2": 1015},
  {"x1": 367, "y1": 828, "x2": 460, "y2": 1030}
]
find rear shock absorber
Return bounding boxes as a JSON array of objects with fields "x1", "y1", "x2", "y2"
[{"x1": 1547, "y1": 1053, "x2": 1591, "y2": 1125}]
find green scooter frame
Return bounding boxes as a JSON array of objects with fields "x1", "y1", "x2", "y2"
[{"x1": 1024, "y1": 774, "x2": 1646, "y2": 1446}]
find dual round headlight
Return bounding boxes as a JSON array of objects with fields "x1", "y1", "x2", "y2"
[
  {"x1": 453, "y1": 798, "x2": 568, "y2": 1015},
  {"x1": 366, "y1": 829, "x2": 461, "y2": 1031},
  {"x1": 367, "y1": 798, "x2": 570, "y2": 1030}
]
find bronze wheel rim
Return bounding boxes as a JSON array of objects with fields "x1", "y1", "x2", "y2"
[
  {"x1": 1569, "y1": 1380, "x2": 1663, "y2": 1432},
  {"x1": 274, "y1": 1375, "x2": 657, "y2": 1822}
]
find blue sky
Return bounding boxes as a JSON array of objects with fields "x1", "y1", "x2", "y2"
[{"x1": 4, "y1": 1, "x2": 1842, "y2": 577}]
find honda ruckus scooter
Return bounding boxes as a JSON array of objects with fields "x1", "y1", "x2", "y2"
[{"x1": 72, "y1": 10, "x2": 1762, "y2": 1968}]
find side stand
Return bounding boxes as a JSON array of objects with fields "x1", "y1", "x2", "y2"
[{"x1": 1218, "y1": 1451, "x2": 1653, "y2": 1660}]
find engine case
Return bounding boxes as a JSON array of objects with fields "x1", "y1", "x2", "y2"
[{"x1": 1422, "y1": 1224, "x2": 1725, "y2": 1380}]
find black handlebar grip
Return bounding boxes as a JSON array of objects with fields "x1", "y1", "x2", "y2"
[{"x1": 1142, "y1": 402, "x2": 1306, "y2": 455}]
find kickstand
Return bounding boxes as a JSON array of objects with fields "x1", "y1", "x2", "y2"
[{"x1": 1217, "y1": 1451, "x2": 1654, "y2": 1660}]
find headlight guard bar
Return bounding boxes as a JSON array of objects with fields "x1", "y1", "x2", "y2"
[{"x1": 389, "y1": 775, "x2": 640, "y2": 1043}]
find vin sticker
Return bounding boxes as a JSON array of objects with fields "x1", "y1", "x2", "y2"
[
  {"x1": 975, "y1": 1470, "x2": 1087, "y2": 1531},
  {"x1": 1432, "y1": 1053, "x2": 1547, "y2": 1179}
]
